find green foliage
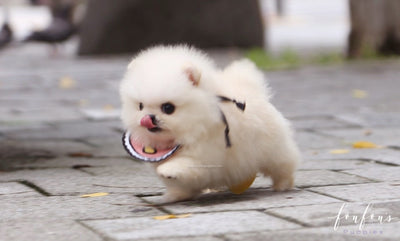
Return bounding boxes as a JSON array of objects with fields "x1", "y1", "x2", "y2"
[
  {"x1": 245, "y1": 47, "x2": 400, "y2": 70},
  {"x1": 245, "y1": 48, "x2": 300, "y2": 70},
  {"x1": 245, "y1": 48, "x2": 346, "y2": 70},
  {"x1": 311, "y1": 52, "x2": 344, "y2": 65}
]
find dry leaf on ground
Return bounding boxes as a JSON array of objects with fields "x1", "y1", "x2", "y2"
[
  {"x1": 352, "y1": 89, "x2": 368, "y2": 99},
  {"x1": 59, "y1": 76, "x2": 76, "y2": 89},
  {"x1": 103, "y1": 104, "x2": 115, "y2": 111},
  {"x1": 80, "y1": 192, "x2": 109, "y2": 198},
  {"x1": 153, "y1": 214, "x2": 192, "y2": 220},
  {"x1": 329, "y1": 149, "x2": 350, "y2": 154},
  {"x1": 352, "y1": 141, "x2": 379, "y2": 149}
]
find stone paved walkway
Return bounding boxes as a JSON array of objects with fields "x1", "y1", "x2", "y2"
[{"x1": 0, "y1": 43, "x2": 400, "y2": 241}]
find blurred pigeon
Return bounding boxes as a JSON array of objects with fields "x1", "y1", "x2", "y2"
[
  {"x1": 24, "y1": 4, "x2": 75, "y2": 44},
  {"x1": 0, "y1": 22, "x2": 13, "y2": 49},
  {"x1": 24, "y1": 18, "x2": 75, "y2": 43}
]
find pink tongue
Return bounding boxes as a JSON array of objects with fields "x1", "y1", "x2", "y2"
[{"x1": 140, "y1": 115, "x2": 156, "y2": 129}]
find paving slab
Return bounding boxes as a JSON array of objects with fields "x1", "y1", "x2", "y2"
[
  {"x1": 290, "y1": 115, "x2": 358, "y2": 131},
  {"x1": 0, "y1": 139, "x2": 94, "y2": 161},
  {"x1": 7, "y1": 120, "x2": 120, "y2": 140},
  {"x1": 336, "y1": 112, "x2": 400, "y2": 128},
  {"x1": 309, "y1": 183, "x2": 400, "y2": 202},
  {"x1": 0, "y1": 121, "x2": 50, "y2": 133},
  {"x1": 294, "y1": 170, "x2": 372, "y2": 187},
  {"x1": 251, "y1": 170, "x2": 373, "y2": 189},
  {"x1": 143, "y1": 189, "x2": 340, "y2": 213},
  {"x1": 303, "y1": 148, "x2": 400, "y2": 166},
  {"x1": 8, "y1": 156, "x2": 136, "y2": 169},
  {"x1": 342, "y1": 167, "x2": 400, "y2": 182},
  {"x1": 0, "y1": 219, "x2": 103, "y2": 241},
  {"x1": 0, "y1": 181, "x2": 42, "y2": 197},
  {"x1": 81, "y1": 108, "x2": 121, "y2": 121},
  {"x1": 81, "y1": 163, "x2": 154, "y2": 177},
  {"x1": 0, "y1": 194, "x2": 163, "y2": 221},
  {"x1": 299, "y1": 159, "x2": 385, "y2": 170},
  {"x1": 266, "y1": 200, "x2": 400, "y2": 228},
  {"x1": 224, "y1": 224, "x2": 400, "y2": 241},
  {"x1": 134, "y1": 236, "x2": 224, "y2": 241},
  {"x1": 82, "y1": 211, "x2": 301, "y2": 240},
  {"x1": 0, "y1": 167, "x2": 90, "y2": 182},
  {"x1": 0, "y1": 166, "x2": 164, "y2": 195},
  {"x1": 86, "y1": 134, "x2": 132, "y2": 158},
  {"x1": 295, "y1": 131, "x2": 347, "y2": 150},
  {"x1": 317, "y1": 128, "x2": 400, "y2": 148}
]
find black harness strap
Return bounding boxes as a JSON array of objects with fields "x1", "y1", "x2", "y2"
[
  {"x1": 218, "y1": 95, "x2": 246, "y2": 148},
  {"x1": 220, "y1": 110, "x2": 231, "y2": 148},
  {"x1": 218, "y1": 96, "x2": 246, "y2": 111}
]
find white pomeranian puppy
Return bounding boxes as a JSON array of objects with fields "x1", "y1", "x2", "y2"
[{"x1": 120, "y1": 45, "x2": 300, "y2": 202}]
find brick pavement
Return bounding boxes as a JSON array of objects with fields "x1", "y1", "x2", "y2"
[{"x1": 0, "y1": 43, "x2": 400, "y2": 241}]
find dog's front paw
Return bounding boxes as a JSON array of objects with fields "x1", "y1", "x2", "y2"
[{"x1": 156, "y1": 163, "x2": 184, "y2": 180}]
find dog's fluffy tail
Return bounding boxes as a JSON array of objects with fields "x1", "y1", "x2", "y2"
[{"x1": 221, "y1": 59, "x2": 271, "y2": 100}]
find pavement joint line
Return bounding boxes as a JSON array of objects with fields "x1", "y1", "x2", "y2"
[
  {"x1": 388, "y1": 145, "x2": 400, "y2": 151},
  {"x1": 304, "y1": 129, "x2": 346, "y2": 140},
  {"x1": 73, "y1": 167, "x2": 96, "y2": 176},
  {"x1": 135, "y1": 193, "x2": 164, "y2": 198},
  {"x1": 76, "y1": 219, "x2": 108, "y2": 241},
  {"x1": 264, "y1": 201, "x2": 343, "y2": 210},
  {"x1": 73, "y1": 138, "x2": 98, "y2": 148},
  {"x1": 18, "y1": 180, "x2": 51, "y2": 196},
  {"x1": 330, "y1": 116, "x2": 364, "y2": 128},
  {"x1": 303, "y1": 157, "x2": 399, "y2": 167},
  {"x1": 288, "y1": 114, "x2": 337, "y2": 120},
  {"x1": 331, "y1": 169, "x2": 382, "y2": 182},
  {"x1": 302, "y1": 189, "x2": 351, "y2": 202},
  {"x1": 214, "y1": 234, "x2": 230, "y2": 241},
  {"x1": 367, "y1": 159, "x2": 400, "y2": 167},
  {"x1": 263, "y1": 209, "x2": 313, "y2": 228},
  {"x1": 298, "y1": 180, "x2": 380, "y2": 189},
  {"x1": 135, "y1": 195, "x2": 172, "y2": 215}
]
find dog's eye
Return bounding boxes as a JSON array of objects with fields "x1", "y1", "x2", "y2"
[
  {"x1": 139, "y1": 102, "x2": 143, "y2": 111},
  {"x1": 161, "y1": 102, "x2": 175, "y2": 114}
]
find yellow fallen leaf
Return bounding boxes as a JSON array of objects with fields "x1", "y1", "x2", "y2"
[
  {"x1": 330, "y1": 149, "x2": 350, "y2": 154},
  {"x1": 78, "y1": 99, "x2": 90, "y2": 107},
  {"x1": 153, "y1": 213, "x2": 191, "y2": 220},
  {"x1": 59, "y1": 76, "x2": 76, "y2": 89},
  {"x1": 103, "y1": 104, "x2": 114, "y2": 111},
  {"x1": 80, "y1": 192, "x2": 109, "y2": 198},
  {"x1": 352, "y1": 141, "x2": 378, "y2": 149},
  {"x1": 352, "y1": 89, "x2": 368, "y2": 99}
]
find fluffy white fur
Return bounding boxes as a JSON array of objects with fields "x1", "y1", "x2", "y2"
[{"x1": 120, "y1": 45, "x2": 301, "y2": 202}]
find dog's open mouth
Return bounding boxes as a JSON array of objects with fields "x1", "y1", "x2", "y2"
[
  {"x1": 122, "y1": 131, "x2": 180, "y2": 162},
  {"x1": 148, "y1": 127, "x2": 162, "y2": 133}
]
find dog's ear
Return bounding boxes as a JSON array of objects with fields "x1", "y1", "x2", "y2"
[{"x1": 184, "y1": 65, "x2": 201, "y2": 87}]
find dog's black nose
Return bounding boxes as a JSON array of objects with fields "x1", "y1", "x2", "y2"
[{"x1": 149, "y1": 114, "x2": 157, "y2": 125}]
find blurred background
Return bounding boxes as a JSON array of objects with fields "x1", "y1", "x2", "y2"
[
  {"x1": 1, "y1": 0, "x2": 399, "y2": 127},
  {"x1": 1, "y1": 0, "x2": 399, "y2": 63},
  {"x1": 0, "y1": 0, "x2": 350, "y2": 59}
]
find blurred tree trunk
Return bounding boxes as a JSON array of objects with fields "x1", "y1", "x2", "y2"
[
  {"x1": 348, "y1": 0, "x2": 400, "y2": 58},
  {"x1": 78, "y1": 0, "x2": 264, "y2": 55}
]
